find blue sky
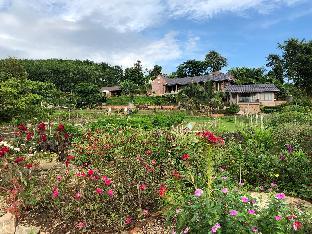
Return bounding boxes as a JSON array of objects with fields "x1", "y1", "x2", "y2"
[{"x1": 0, "y1": 0, "x2": 311, "y2": 74}]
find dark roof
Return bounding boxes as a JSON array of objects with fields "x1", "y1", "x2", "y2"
[
  {"x1": 100, "y1": 86, "x2": 121, "y2": 92},
  {"x1": 164, "y1": 72, "x2": 234, "y2": 86},
  {"x1": 225, "y1": 84, "x2": 280, "y2": 93}
]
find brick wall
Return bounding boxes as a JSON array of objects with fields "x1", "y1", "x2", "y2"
[{"x1": 151, "y1": 75, "x2": 166, "y2": 96}]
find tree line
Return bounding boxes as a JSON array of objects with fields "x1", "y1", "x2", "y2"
[{"x1": 0, "y1": 38, "x2": 311, "y2": 121}]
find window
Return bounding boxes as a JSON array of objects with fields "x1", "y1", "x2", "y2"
[{"x1": 260, "y1": 93, "x2": 273, "y2": 101}]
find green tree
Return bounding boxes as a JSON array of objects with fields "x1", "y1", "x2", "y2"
[
  {"x1": 74, "y1": 83, "x2": 104, "y2": 108},
  {"x1": 176, "y1": 60, "x2": 208, "y2": 77},
  {"x1": 205, "y1": 50, "x2": 228, "y2": 72},
  {"x1": 279, "y1": 38, "x2": 312, "y2": 95},
  {"x1": 124, "y1": 60, "x2": 145, "y2": 86},
  {"x1": 266, "y1": 54, "x2": 284, "y2": 83},
  {"x1": 229, "y1": 67, "x2": 269, "y2": 84}
]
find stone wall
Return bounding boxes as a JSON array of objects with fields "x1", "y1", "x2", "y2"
[{"x1": 151, "y1": 75, "x2": 166, "y2": 96}]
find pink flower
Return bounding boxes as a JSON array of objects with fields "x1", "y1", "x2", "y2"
[
  {"x1": 151, "y1": 159, "x2": 157, "y2": 165},
  {"x1": 248, "y1": 209, "x2": 256, "y2": 215},
  {"x1": 125, "y1": 216, "x2": 132, "y2": 225},
  {"x1": 293, "y1": 221, "x2": 302, "y2": 231},
  {"x1": 287, "y1": 214, "x2": 297, "y2": 221},
  {"x1": 52, "y1": 187, "x2": 59, "y2": 198},
  {"x1": 275, "y1": 193, "x2": 286, "y2": 199},
  {"x1": 139, "y1": 183, "x2": 147, "y2": 191},
  {"x1": 271, "y1": 182, "x2": 277, "y2": 188},
  {"x1": 251, "y1": 227, "x2": 258, "y2": 233},
  {"x1": 107, "y1": 189, "x2": 114, "y2": 197},
  {"x1": 194, "y1": 189, "x2": 204, "y2": 197},
  {"x1": 102, "y1": 176, "x2": 112, "y2": 186},
  {"x1": 221, "y1": 176, "x2": 227, "y2": 180},
  {"x1": 221, "y1": 188, "x2": 228, "y2": 194},
  {"x1": 241, "y1": 196, "x2": 249, "y2": 203},
  {"x1": 76, "y1": 221, "x2": 86, "y2": 229},
  {"x1": 75, "y1": 192, "x2": 81, "y2": 200},
  {"x1": 143, "y1": 209, "x2": 149, "y2": 216},
  {"x1": 275, "y1": 215, "x2": 282, "y2": 221},
  {"x1": 251, "y1": 199, "x2": 257, "y2": 204},
  {"x1": 95, "y1": 188, "x2": 103, "y2": 195},
  {"x1": 211, "y1": 223, "x2": 221, "y2": 233},
  {"x1": 229, "y1": 210, "x2": 238, "y2": 216},
  {"x1": 56, "y1": 175, "x2": 62, "y2": 182}
]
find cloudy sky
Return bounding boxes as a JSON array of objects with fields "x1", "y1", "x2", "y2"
[{"x1": 0, "y1": 0, "x2": 311, "y2": 73}]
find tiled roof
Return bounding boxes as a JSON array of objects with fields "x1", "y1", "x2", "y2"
[
  {"x1": 100, "y1": 86, "x2": 121, "y2": 92},
  {"x1": 164, "y1": 72, "x2": 234, "y2": 86},
  {"x1": 225, "y1": 84, "x2": 280, "y2": 93}
]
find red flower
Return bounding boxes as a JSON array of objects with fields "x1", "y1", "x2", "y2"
[
  {"x1": 64, "y1": 133, "x2": 69, "y2": 139},
  {"x1": 17, "y1": 124, "x2": 27, "y2": 132},
  {"x1": 57, "y1": 123, "x2": 65, "y2": 131},
  {"x1": 40, "y1": 134, "x2": 47, "y2": 142},
  {"x1": 159, "y1": 184, "x2": 167, "y2": 197},
  {"x1": 65, "y1": 155, "x2": 75, "y2": 167},
  {"x1": 172, "y1": 170, "x2": 181, "y2": 180},
  {"x1": 197, "y1": 131, "x2": 224, "y2": 144},
  {"x1": 37, "y1": 122, "x2": 46, "y2": 132},
  {"x1": 26, "y1": 132, "x2": 33, "y2": 141},
  {"x1": 0, "y1": 146, "x2": 10, "y2": 157},
  {"x1": 14, "y1": 157, "x2": 25, "y2": 164},
  {"x1": 107, "y1": 189, "x2": 114, "y2": 197},
  {"x1": 151, "y1": 159, "x2": 157, "y2": 165},
  {"x1": 293, "y1": 221, "x2": 302, "y2": 231},
  {"x1": 181, "y1": 153, "x2": 190, "y2": 161},
  {"x1": 145, "y1": 150, "x2": 152, "y2": 156},
  {"x1": 88, "y1": 169, "x2": 94, "y2": 176},
  {"x1": 25, "y1": 163, "x2": 33, "y2": 169},
  {"x1": 139, "y1": 183, "x2": 147, "y2": 191}
]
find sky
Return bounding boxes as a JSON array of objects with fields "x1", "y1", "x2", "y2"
[{"x1": 0, "y1": 0, "x2": 311, "y2": 73}]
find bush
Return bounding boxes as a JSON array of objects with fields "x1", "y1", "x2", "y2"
[
  {"x1": 106, "y1": 95, "x2": 177, "y2": 106},
  {"x1": 226, "y1": 104, "x2": 240, "y2": 115}
]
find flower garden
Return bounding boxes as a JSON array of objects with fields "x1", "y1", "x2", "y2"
[{"x1": 0, "y1": 107, "x2": 311, "y2": 233}]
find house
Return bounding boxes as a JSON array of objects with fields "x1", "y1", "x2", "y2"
[
  {"x1": 100, "y1": 86, "x2": 122, "y2": 97},
  {"x1": 151, "y1": 72, "x2": 234, "y2": 96},
  {"x1": 225, "y1": 84, "x2": 285, "y2": 114}
]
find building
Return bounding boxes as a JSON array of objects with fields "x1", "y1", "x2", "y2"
[
  {"x1": 225, "y1": 84, "x2": 284, "y2": 114},
  {"x1": 151, "y1": 72, "x2": 234, "y2": 96},
  {"x1": 100, "y1": 86, "x2": 122, "y2": 97}
]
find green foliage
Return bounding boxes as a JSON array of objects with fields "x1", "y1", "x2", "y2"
[
  {"x1": 124, "y1": 60, "x2": 146, "y2": 86},
  {"x1": 229, "y1": 67, "x2": 269, "y2": 84},
  {"x1": 74, "y1": 82, "x2": 104, "y2": 108},
  {"x1": 226, "y1": 104, "x2": 240, "y2": 114},
  {"x1": 106, "y1": 95, "x2": 177, "y2": 105},
  {"x1": 89, "y1": 113, "x2": 185, "y2": 130},
  {"x1": 279, "y1": 38, "x2": 312, "y2": 95},
  {"x1": 204, "y1": 50, "x2": 228, "y2": 72},
  {"x1": 176, "y1": 60, "x2": 208, "y2": 77}
]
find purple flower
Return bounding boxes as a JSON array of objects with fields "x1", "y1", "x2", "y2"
[
  {"x1": 279, "y1": 154, "x2": 286, "y2": 161},
  {"x1": 221, "y1": 188, "x2": 228, "y2": 194},
  {"x1": 229, "y1": 210, "x2": 238, "y2": 216},
  {"x1": 248, "y1": 209, "x2": 256, "y2": 215},
  {"x1": 251, "y1": 199, "x2": 257, "y2": 204},
  {"x1": 241, "y1": 196, "x2": 249, "y2": 203},
  {"x1": 285, "y1": 144, "x2": 293, "y2": 153},
  {"x1": 194, "y1": 189, "x2": 204, "y2": 197},
  {"x1": 275, "y1": 193, "x2": 286, "y2": 200}
]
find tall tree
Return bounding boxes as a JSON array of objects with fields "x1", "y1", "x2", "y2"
[
  {"x1": 124, "y1": 60, "x2": 145, "y2": 85},
  {"x1": 176, "y1": 60, "x2": 207, "y2": 77},
  {"x1": 205, "y1": 50, "x2": 227, "y2": 72},
  {"x1": 266, "y1": 54, "x2": 284, "y2": 83},
  {"x1": 279, "y1": 38, "x2": 312, "y2": 94}
]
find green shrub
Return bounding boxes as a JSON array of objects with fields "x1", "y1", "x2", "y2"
[
  {"x1": 226, "y1": 104, "x2": 240, "y2": 115},
  {"x1": 106, "y1": 95, "x2": 177, "y2": 106}
]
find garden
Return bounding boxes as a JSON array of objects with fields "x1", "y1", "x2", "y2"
[{"x1": 0, "y1": 104, "x2": 311, "y2": 233}]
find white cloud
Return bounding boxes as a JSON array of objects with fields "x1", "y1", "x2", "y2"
[
  {"x1": 0, "y1": 0, "x2": 306, "y2": 70},
  {"x1": 166, "y1": 0, "x2": 304, "y2": 19}
]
